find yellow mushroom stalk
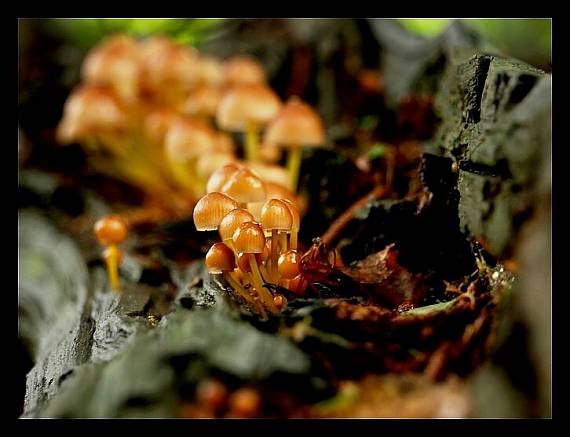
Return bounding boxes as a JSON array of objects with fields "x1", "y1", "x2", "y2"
[
  {"x1": 94, "y1": 215, "x2": 129, "y2": 293},
  {"x1": 264, "y1": 96, "x2": 326, "y2": 193}
]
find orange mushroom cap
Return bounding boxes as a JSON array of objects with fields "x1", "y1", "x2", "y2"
[
  {"x1": 216, "y1": 84, "x2": 282, "y2": 131},
  {"x1": 57, "y1": 85, "x2": 129, "y2": 144},
  {"x1": 82, "y1": 34, "x2": 141, "y2": 103},
  {"x1": 221, "y1": 168, "x2": 266, "y2": 204},
  {"x1": 260, "y1": 198, "x2": 293, "y2": 231},
  {"x1": 232, "y1": 222, "x2": 265, "y2": 254},
  {"x1": 219, "y1": 208, "x2": 255, "y2": 242},
  {"x1": 264, "y1": 96, "x2": 325, "y2": 147},
  {"x1": 182, "y1": 85, "x2": 223, "y2": 118},
  {"x1": 193, "y1": 192, "x2": 238, "y2": 231},
  {"x1": 94, "y1": 214, "x2": 129, "y2": 246},
  {"x1": 206, "y1": 242, "x2": 236, "y2": 274},
  {"x1": 165, "y1": 118, "x2": 217, "y2": 162},
  {"x1": 206, "y1": 163, "x2": 245, "y2": 193},
  {"x1": 278, "y1": 250, "x2": 300, "y2": 279},
  {"x1": 140, "y1": 36, "x2": 199, "y2": 95},
  {"x1": 224, "y1": 56, "x2": 266, "y2": 86}
]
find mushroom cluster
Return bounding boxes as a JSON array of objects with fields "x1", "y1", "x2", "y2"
[
  {"x1": 193, "y1": 163, "x2": 305, "y2": 317},
  {"x1": 59, "y1": 35, "x2": 311, "y2": 218},
  {"x1": 59, "y1": 34, "x2": 328, "y2": 221}
]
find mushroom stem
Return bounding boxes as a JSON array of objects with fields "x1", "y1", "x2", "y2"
[
  {"x1": 105, "y1": 244, "x2": 121, "y2": 292},
  {"x1": 168, "y1": 158, "x2": 201, "y2": 197},
  {"x1": 286, "y1": 145, "x2": 301, "y2": 192},
  {"x1": 259, "y1": 264, "x2": 270, "y2": 282},
  {"x1": 224, "y1": 271, "x2": 259, "y2": 309},
  {"x1": 249, "y1": 254, "x2": 278, "y2": 313},
  {"x1": 278, "y1": 232, "x2": 288, "y2": 254},
  {"x1": 270, "y1": 229, "x2": 279, "y2": 280},
  {"x1": 245, "y1": 120, "x2": 259, "y2": 162},
  {"x1": 244, "y1": 273, "x2": 268, "y2": 320},
  {"x1": 290, "y1": 229, "x2": 298, "y2": 251}
]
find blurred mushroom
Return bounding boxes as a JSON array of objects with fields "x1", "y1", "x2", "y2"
[
  {"x1": 216, "y1": 84, "x2": 282, "y2": 162},
  {"x1": 82, "y1": 34, "x2": 142, "y2": 104},
  {"x1": 264, "y1": 97, "x2": 326, "y2": 192},
  {"x1": 224, "y1": 55, "x2": 266, "y2": 86}
]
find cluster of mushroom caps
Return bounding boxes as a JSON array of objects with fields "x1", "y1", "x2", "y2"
[
  {"x1": 57, "y1": 33, "x2": 326, "y2": 219},
  {"x1": 193, "y1": 162, "x2": 307, "y2": 318}
]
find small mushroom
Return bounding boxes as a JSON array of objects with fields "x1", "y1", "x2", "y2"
[
  {"x1": 57, "y1": 85, "x2": 129, "y2": 146},
  {"x1": 216, "y1": 84, "x2": 282, "y2": 162},
  {"x1": 206, "y1": 162, "x2": 245, "y2": 193},
  {"x1": 232, "y1": 222, "x2": 277, "y2": 313},
  {"x1": 264, "y1": 96, "x2": 325, "y2": 192},
  {"x1": 223, "y1": 56, "x2": 266, "y2": 87},
  {"x1": 181, "y1": 85, "x2": 223, "y2": 123},
  {"x1": 278, "y1": 249, "x2": 300, "y2": 279},
  {"x1": 139, "y1": 36, "x2": 200, "y2": 107},
  {"x1": 260, "y1": 199, "x2": 293, "y2": 280},
  {"x1": 247, "y1": 181, "x2": 297, "y2": 222},
  {"x1": 94, "y1": 214, "x2": 129, "y2": 292},
  {"x1": 82, "y1": 34, "x2": 141, "y2": 104},
  {"x1": 221, "y1": 168, "x2": 266, "y2": 207},
  {"x1": 218, "y1": 208, "x2": 254, "y2": 244},
  {"x1": 205, "y1": 242, "x2": 258, "y2": 309}
]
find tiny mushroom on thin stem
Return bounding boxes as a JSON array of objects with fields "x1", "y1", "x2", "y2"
[
  {"x1": 205, "y1": 242, "x2": 259, "y2": 311},
  {"x1": 216, "y1": 84, "x2": 282, "y2": 162},
  {"x1": 94, "y1": 214, "x2": 129, "y2": 292},
  {"x1": 232, "y1": 222, "x2": 277, "y2": 313},
  {"x1": 264, "y1": 96, "x2": 325, "y2": 193},
  {"x1": 260, "y1": 199, "x2": 293, "y2": 280},
  {"x1": 236, "y1": 251, "x2": 271, "y2": 287}
]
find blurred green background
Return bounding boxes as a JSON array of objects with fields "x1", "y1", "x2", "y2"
[
  {"x1": 19, "y1": 18, "x2": 552, "y2": 71},
  {"x1": 400, "y1": 18, "x2": 551, "y2": 70}
]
